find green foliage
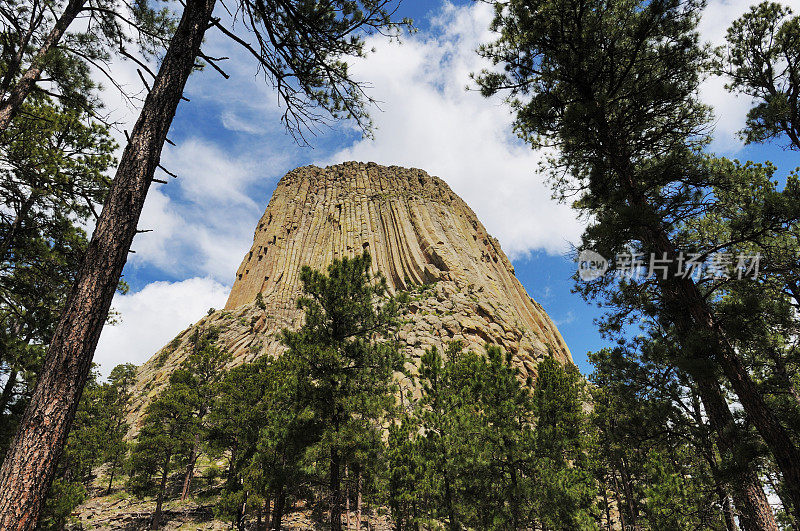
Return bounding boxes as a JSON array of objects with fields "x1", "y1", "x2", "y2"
[
  {"x1": 717, "y1": 1, "x2": 800, "y2": 148},
  {"x1": 387, "y1": 344, "x2": 598, "y2": 530},
  {"x1": 127, "y1": 370, "x2": 197, "y2": 498},
  {"x1": 254, "y1": 291, "x2": 266, "y2": 310},
  {"x1": 39, "y1": 478, "x2": 86, "y2": 530},
  {"x1": 0, "y1": 99, "x2": 117, "y2": 457},
  {"x1": 476, "y1": 0, "x2": 800, "y2": 523},
  {"x1": 37, "y1": 364, "x2": 136, "y2": 528},
  {"x1": 208, "y1": 355, "x2": 316, "y2": 529},
  {"x1": 281, "y1": 251, "x2": 404, "y2": 527},
  {"x1": 590, "y1": 344, "x2": 733, "y2": 529}
]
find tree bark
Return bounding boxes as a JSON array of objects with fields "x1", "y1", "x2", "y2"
[
  {"x1": 106, "y1": 459, "x2": 116, "y2": 495},
  {"x1": 261, "y1": 495, "x2": 271, "y2": 531},
  {"x1": 180, "y1": 432, "x2": 200, "y2": 500},
  {"x1": 611, "y1": 470, "x2": 628, "y2": 531},
  {"x1": 617, "y1": 456, "x2": 638, "y2": 530},
  {"x1": 331, "y1": 446, "x2": 342, "y2": 531},
  {"x1": 272, "y1": 485, "x2": 284, "y2": 530},
  {"x1": 0, "y1": 0, "x2": 86, "y2": 134},
  {"x1": 0, "y1": 0, "x2": 217, "y2": 527},
  {"x1": 345, "y1": 464, "x2": 350, "y2": 530},
  {"x1": 356, "y1": 467, "x2": 362, "y2": 531},
  {"x1": 152, "y1": 453, "x2": 171, "y2": 530},
  {"x1": 694, "y1": 373, "x2": 776, "y2": 531}
]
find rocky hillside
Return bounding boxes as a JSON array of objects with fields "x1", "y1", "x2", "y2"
[{"x1": 127, "y1": 162, "x2": 571, "y2": 430}]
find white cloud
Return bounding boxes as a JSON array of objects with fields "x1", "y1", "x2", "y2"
[
  {"x1": 126, "y1": 139, "x2": 283, "y2": 282},
  {"x1": 698, "y1": 0, "x2": 800, "y2": 152},
  {"x1": 89, "y1": 0, "x2": 776, "y2": 367},
  {"x1": 322, "y1": 2, "x2": 583, "y2": 258},
  {"x1": 93, "y1": 277, "x2": 229, "y2": 377},
  {"x1": 699, "y1": 0, "x2": 766, "y2": 153}
]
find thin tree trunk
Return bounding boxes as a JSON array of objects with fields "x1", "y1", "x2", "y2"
[
  {"x1": 152, "y1": 453, "x2": 171, "y2": 530},
  {"x1": 262, "y1": 495, "x2": 271, "y2": 531},
  {"x1": 444, "y1": 473, "x2": 457, "y2": 531},
  {"x1": 180, "y1": 432, "x2": 200, "y2": 500},
  {"x1": 509, "y1": 465, "x2": 521, "y2": 531},
  {"x1": 346, "y1": 464, "x2": 350, "y2": 530},
  {"x1": 719, "y1": 489, "x2": 740, "y2": 531},
  {"x1": 356, "y1": 467, "x2": 362, "y2": 531},
  {"x1": 0, "y1": 0, "x2": 217, "y2": 527},
  {"x1": 0, "y1": 5, "x2": 45, "y2": 99},
  {"x1": 331, "y1": 446, "x2": 342, "y2": 531},
  {"x1": 0, "y1": 0, "x2": 86, "y2": 134},
  {"x1": 617, "y1": 456, "x2": 638, "y2": 530},
  {"x1": 600, "y1": 479, "x2": 611, "y2": 531},
  {"x1": 694, "y1": 372, "x2": 778, "y2": 531},
  {"x1": 611, "y1": 470, "x2": 628, "y2": 531},
  {"x1": 272, "y1": 485, "x2": 284, "y2": 530},
  {"x1": 706, "y1": 445, "x2": 739, "y2": 531},
  {"x1": 236, "y1": 491, "x2": 247, "y2": 531},
  {"x1": 106, "y1": 458, "x2": 117, "y2": 495}
]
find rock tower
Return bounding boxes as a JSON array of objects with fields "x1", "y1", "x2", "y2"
[{"x1": 128, "y1": 162, "x2": 571, "y2": 424}]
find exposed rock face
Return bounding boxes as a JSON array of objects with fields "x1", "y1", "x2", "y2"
[{"x1": 129, "y1": 162, "x2": 571, "y2": 425}]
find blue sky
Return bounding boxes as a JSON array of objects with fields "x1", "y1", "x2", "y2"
[{"x1": 92, "y1": 0, "x2": 799, "y2": 376}]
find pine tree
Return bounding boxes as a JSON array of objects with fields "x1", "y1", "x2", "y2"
[
  {"x1": 590, "y1": 342, "x2": 736, "y2": 530},
  {"x1": 717, "y1": 2, "x2": 800, "y2": 149},
  {"x1": 281, "y1": 252, "x2": 404, "y2": 531},
  {"x1": 475, "y1": 0, "x2": 799, "y2": 526},
  {"x1": 0, "y1": 97, "x2": 116, "y2": 459},
  {"x1": 178, "y1": 327, "x2": 231, "y2": 501},
  {"x1": 103, "y1": 363, "x2": 137, "y2": 494},
  {"x1": 529, "y1": 357, "x2": 598, "y2": 529},
  {"x1": 128, "y1": 370, "x2": 197, "y2": 529},
  {"x1": 208, "y1": 355, "x2": 317, "y2": 530}
]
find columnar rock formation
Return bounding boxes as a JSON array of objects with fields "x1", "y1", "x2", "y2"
[{"x1": 128, "y1": 162, "x2": 571, "y2": 425}]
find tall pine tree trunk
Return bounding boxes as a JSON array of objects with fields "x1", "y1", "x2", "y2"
[
  {"x1": 608, "y1": 152, "x2": 795, "y2": 524},
  {"x1": 0, "y1": 0, "x2": 217, "y2": 527},
  {"x1": 181, "y1": 432, "x2": 200, "y2": 500},
  {"x1": 331, "y1": 446, "x2": 342, "y2": 531},
  {"x1": 0, "y1": 0, "x2": 86, "y2": 134},
  {"x1": 272, "y1": 485, "x2": 285, "y2": 530},
  {"x1": 356, "y1": 467, "x2": 362, "y2": 531},
  {"x1": 694, "y1": 374, "x2": 775, "y2": 531},
  {"x1": 152, "y1": 452, "x2": 172, "y2": 530}
]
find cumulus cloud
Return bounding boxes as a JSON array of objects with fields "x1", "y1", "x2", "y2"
[
  {"x1": 94, "y1": 277, "x2": 229, "y2": 377},
  {"x1": 89, "y1": 0, "x2": 771, "y2": 369},
  {"x1": 322, "y1": 2, "x2": 583, "y2": 257},
  {"x1": 699, "y1": 0, "x2": 762, "y2": 153}
]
